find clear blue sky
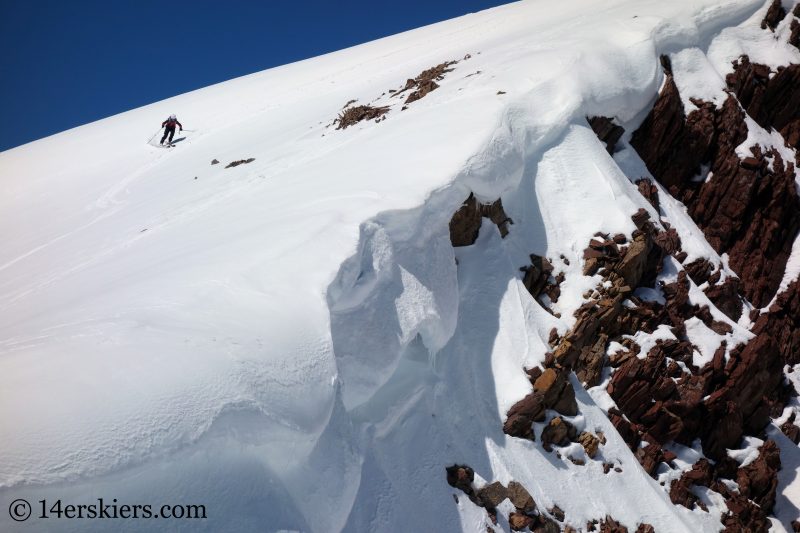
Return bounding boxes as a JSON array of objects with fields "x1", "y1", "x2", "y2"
[{"x1": 0, "y1": 0, "x2": 509, "y2": 151}]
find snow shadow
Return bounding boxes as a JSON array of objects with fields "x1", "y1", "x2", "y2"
[
  {"x1": 322, "y1": 145, "x2": 554, "y2": 528},
  {"x1": 769, "y1": 426, "x2": 800, "y2": 528},
  {"x1": 0, "y1": 412, "x2": 312, "y2": 533}
]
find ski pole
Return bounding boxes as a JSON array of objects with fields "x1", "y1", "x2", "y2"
[{"x1": 146, "y1": 127, "x2": 163, "y2": 145}]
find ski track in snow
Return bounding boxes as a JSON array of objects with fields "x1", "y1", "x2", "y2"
[{"x1": 0, "y1": 0, "x2": 797, "y2": 531}]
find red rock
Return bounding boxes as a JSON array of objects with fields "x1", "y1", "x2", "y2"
[
  {"x1": 551, "y1": 381, "x2": 579, "y2": 416},
  {"x1": 738, "y1": 156, "x2": 760, "y2": 169},
  {"x1": 654, "y1": 227, "x2": 681, "y2": 255},
  {"x1": 446, "y1": 464, "x2": 476, "y2": 496},
  {"x1": 753, "y1": 280, "x2": 800, "y2": 365},
  {"x1": 608, "y1": 409, "x2": 639, "y2": 449},
  {"x1": 509, "y1": 512, "x2": 535, "y2": 531},
  {"x1": 449, "y1": 193, "x2": 513, "y2": 247},
  {"x1": 633, "y1": 59, "x2": 800, "y2": 308},
  {"x1": 781, "y1": 413, "x2": 800, "y2": 444},
  {"x1": 548, "y1": 505, "x2": 565, "y2": 522},
  {"x1": 704, "y1": 277, "x2": 743, "y2": 321},
  {"x1": 684, "y1": 458, "x2": 714, "y2": 486},
  {"x1": 727, "y1": 57, "x2": 800, "y2": 149},
  {"x1": 507, "y1": 481, "x2": 536, "y2": 512},
  {"x1": 714, "y1": 479, "x2": 772, "y2": 532},
  {"x1": 736, "y1": 440, "x2": 781, "y2": 513},
  {"x1": 710, "y1": 320, "x2": 733, "y2": 335},
  {"x1": 588, "y1": 116, "x2": 625, "y2": 154},
  {"x1": 761, "y1": 0, "x2": 786, "y2": 31},
  {"x1": 504, "y1": 393, "x2": 546, "y2": 439},
  {"x1": 635, "y1": 443, "x2": 665, "y2": 477},
  {"x1": 521, "y1": 254, "x2": 554, "y2": 297},
  {"x1": 541, "y1": 417, "x2": 577, "y2": 451},
  {"x1": 636, "y1": 179, "x2": 660, "y2": 211},
  {"x1": 476, "y1": 481, "x2": 508, "y2": 509},
  {"x1": 598, "y1": 516, "x2": 629, "y2": 533},
  {"x1": 669, "y1": 475, "x2": 699, "y2": 510},
  {"x1": 575, "y1": 333, "x2": 607, "y2": 387},
  {"x1": 683, "y1": 258, "x2": 714, "y2": 284}
]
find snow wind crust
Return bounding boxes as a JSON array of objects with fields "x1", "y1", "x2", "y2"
[{"x1": 0, "y1": 0, "x2": 792, "y2": 532}]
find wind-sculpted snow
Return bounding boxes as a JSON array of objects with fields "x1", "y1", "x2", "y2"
[{"x1": 0, "y1": 0, "x2": 794, "y2": 531}]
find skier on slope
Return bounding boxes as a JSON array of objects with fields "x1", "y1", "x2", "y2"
[{"x1": 160, "y1": 114, "x2": 183, "y2": 145}]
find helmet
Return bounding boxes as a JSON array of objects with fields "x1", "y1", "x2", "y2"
[{"x1": 169, "y1": 114, "x2": 176, "y2": 120}]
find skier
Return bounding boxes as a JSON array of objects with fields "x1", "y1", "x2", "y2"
[{"x1": 160, "y1": 114, "x2": 183, "y2": 145}]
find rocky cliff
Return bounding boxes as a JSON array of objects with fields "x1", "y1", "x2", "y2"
[{"x1": 448, "y1": 1, "x2": 800, "y2": 530}]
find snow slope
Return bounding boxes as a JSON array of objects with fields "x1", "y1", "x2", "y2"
[{"x1": 0, "y1": 0, "x2": 793, "y2": 531}]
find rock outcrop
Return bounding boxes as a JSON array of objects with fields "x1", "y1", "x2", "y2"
[
  {"x1": 752, "y1": 279, "x2": 800, "y2": 366},
  {"x1": 525, "y1": 207, "x2": 792, "y2": 527},
  {"x1": 622, "y1": 21, "x2": 800, "y2": 527},
  {"x1": 631, "y1": 66, "x2": 800, "y2": 308},
  {"x1": 588, "y1": 116, "x2": 625, "y2": 154},
  {"x1": 450, "y1": 10, "x2": 800, "y2": 530},
  {"x1": 503, "y1": 366, "x2": 578, "y2": 440},
  {"x1": 445, "y1": 468, "x2": 568, "y2": 531},
  {"x1": 726, "y1": 56, "x2": 800, "y2": 148},
  {"x1": 449, "y1": 193, "x2": 513, "y2": 246},
  {"x1": 761, "y1": 0, "x2": 786, "y2": 31},
  {"x1": 541, "y1": 416, "x2": 578, "y2": 452},
  {"x1": 400, "y1": 61, "x2": 457, "y2": 104}
]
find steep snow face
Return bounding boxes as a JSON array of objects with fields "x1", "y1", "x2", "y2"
[{"x1": 0, "y1": 0, "x2": 788, "y2": 531}]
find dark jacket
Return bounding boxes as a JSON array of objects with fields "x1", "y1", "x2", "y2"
[{"x1": 162, "y1": 118, "x2": 183, "y2": 130}]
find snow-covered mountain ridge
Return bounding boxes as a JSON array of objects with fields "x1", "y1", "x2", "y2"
[{"x1": 1, "y1": 0, "x2": 799, "y2": 531}]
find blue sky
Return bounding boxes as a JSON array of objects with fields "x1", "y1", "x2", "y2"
[{"x1": 0, "y1": 0, "x2": 509, "y2": 151}]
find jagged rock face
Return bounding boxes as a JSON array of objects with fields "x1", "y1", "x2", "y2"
[
  {"x1": 761, "y1": 0, "x2": 786, "y2": 30},
  {"x1": 701, "y1": 439, "x2": 783, "y2": 532},
  {"x1": 635, "y1": 179, "x2": 659, "y2": 212},
  {"x1": 727, "y1": 56, "x2": 800, "y2": 148},
  {"x1": 445, "y1": 465, "x2": 643, "y2": 532},
  {"x1": 502, "y1": 365, "x2": 578, "y2": 439},
  {"x1": 704, "y1": 277, "x2": 743, "y2": 322},
  {"x1": 530, "y1": 206, "x2": 790, "y2": 529},
  {"x1": 578, "y1": 212, "x2": 788, "y2": 461},
  {"x1": 605, "y1": 22, "x2": 800, "y2": 526},
  {"x1": 753, "y1": 278, "x2": 800, "y2": 365},
  {"x1": 588, "y1": 116, "x2": 625, "y2": 154},
  {"x1": 782, "y1": 412, "x2": 800, "y2": 443},
  {"x1": 736, "y1": 440, "x2": 781, "y2": 512},
  {"x1": 632, "y1": 65, "x2": 800, "y2": 309},
  {"x1": 520, "y1": 254, "x2": 554, "y2": 298},
  {"x1": 453, "y1": 11, "x2": 800, "y2": 529},
  {"x1": 670, "y1": 458, "x2": 714, "y2": 510},
  {"x1": 449, "y1": 193, "x2": 513, "y2": 246}
]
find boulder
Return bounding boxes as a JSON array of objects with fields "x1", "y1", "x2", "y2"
[
  {"x1": 541, "y1": 417, "x2": 577, "y2": 451},
  {"x1": 507, "y1": 481, "x2": 536, "y2": 512}
]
